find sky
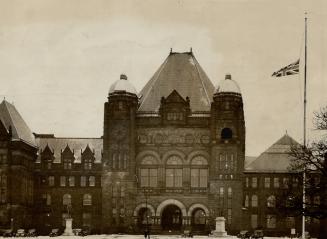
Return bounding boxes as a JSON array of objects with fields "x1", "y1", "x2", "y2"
[{"x1": 0, "y1": 0, "x2": 326, "y2": 156}]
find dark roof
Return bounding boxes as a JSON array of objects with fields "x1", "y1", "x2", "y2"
[
  {"x1": 35, "y1": 137, "x2": 103, "y2": 163},
  {"x1": 0, "y1": 100, "x2": 36, "y2": 146},
  {"x1": 245, "y1": 134, "x2": 299, "y2": 172},
  {"x1": 138, "y1": 52, "x2": 215, "y2": 112}
]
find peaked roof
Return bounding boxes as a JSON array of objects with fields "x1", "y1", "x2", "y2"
[
  {"x1": 138, "y1": 51, "x2": 215, "y2": 112},
  {"x1": 245, "y1": 134, "x2": 299, "y2": 172},
  {"x1": 0, "y1": 100, "x2": 36, "y2": 146}
]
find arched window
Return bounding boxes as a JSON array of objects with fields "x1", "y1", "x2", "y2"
[
  {"x1": 63, "y1": 194, "x2": 71, "y2": 206},
  {"x1": 267, "y1": 195, "x2": 276, "y2": 208},
  {"x1": 192, "y1": 209, "x2": 206, "y2": 226},
  {"x1": 140, "y1": 156, "x2": 158, "y2": 187},
  {"x1": 83, "y1": 194, "x2": 92, "y2": 206},
  {"x1": 221, "y1": 128, "x2": 233, "y2": 140},
  {"x1": 251, "y1": 195, "x2": 258, "y2": 207},
  {"x1": 244, "y1": 195, "x2": 249, "y2": 207},
  {"x1": 166, "y1": 155, "x2": 183, "y2": 187},
  {"x1": 190, "y1": 156, "x2": 208, "y2": 188}
]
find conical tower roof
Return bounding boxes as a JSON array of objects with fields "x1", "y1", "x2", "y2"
[
  {"x1": 0, "y1": 100, "x2": 36, "y2": 146},
  {"x1": 245, "y1": 133, "x2": 299, "y2": 172},
  {"x1": 138, "y1": 51, "x2": 215, "y2": 112}
]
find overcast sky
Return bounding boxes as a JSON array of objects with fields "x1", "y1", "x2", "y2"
[{"x1": 0, "y1": 0, "x2": 326, "y2": 156}]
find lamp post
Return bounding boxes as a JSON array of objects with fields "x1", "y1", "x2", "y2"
[{"x1": 135, "y1": 174, "x2": 150, "y2": 239}]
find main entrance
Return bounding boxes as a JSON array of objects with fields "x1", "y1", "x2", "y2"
[{"x1": 161, "y1": 205, "x2": 182, "y2": 230}]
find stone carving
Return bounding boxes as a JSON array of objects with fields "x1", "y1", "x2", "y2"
[{"x1": 137, "y1": 128, "x2": 210, "y2": 145}]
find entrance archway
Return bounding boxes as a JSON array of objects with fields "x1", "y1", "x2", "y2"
[
  {"x1": 161, "y1": 205, "x2": 182, "y2": 230},
  {"x1": 191, "y1": 208, "x2": 206, "y2": 231},
  {"x1": 137, "y1": 208, "x2": 152, "y2": 229}
]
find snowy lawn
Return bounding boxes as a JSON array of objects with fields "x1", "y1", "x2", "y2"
[{"x1": 34, "y1": 235, "x2": 294, "y2": 239}]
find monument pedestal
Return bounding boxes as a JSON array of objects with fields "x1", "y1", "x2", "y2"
[
  {"x1": 211, "y1": 217, "x2": 227, "y2": 237},
  {"x1": 63, "y1": 218, "x2": 74, "y2": 236}
]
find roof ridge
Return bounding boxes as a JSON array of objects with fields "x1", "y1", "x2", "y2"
[
  {"x1": 191, "y1": 55, "x2": 211, "y2": 107},
  {"x1": 138, "y1": 55, "x2": 170, "y2": 110}
]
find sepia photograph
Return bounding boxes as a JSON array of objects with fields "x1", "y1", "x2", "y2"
[{"x1": 0, "y1": 0, "x2": 326, "y2": 238}]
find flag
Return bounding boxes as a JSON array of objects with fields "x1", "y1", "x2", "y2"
[{"x1": 272, "y1": 59, "x2": 300, "y2": 77}]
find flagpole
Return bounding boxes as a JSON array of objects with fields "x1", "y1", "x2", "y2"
[{"x1": 302, "y1": 12, "x2": 307, "y2": 239}]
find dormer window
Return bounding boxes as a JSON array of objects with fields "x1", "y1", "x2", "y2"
[
  {"x1": 82, "y1": 145, "x2": 95, "y2": 170},
  {"x1": 63, "y1": 157, "x2": 72, "y2": 170}
]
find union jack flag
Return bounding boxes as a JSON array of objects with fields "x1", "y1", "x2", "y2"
[{"x1": 272, "y1": 59, "x2": 300, "y2": 77}]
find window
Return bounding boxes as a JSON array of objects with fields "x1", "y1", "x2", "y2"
[
  {"x1": 227, "y1": 209, "x2": 232, "y2": 225},
  {"x1": 283, "y1": 177, "x2": 289, "y2": 188},
  {"x1": 264, "y1": 177, "x2": 270, "y2": 188},
  {"x1": 267, "y1": 195, "x2": 276, "y2": 208},
  {"x1": 63, "y1": 194, "x2": 71, "y2": 206},
  {"x1": 60, "y1": 176, "x2": 66, "y2": 187},
  {"x1": 83, "y1": 213, "x2": 92, "y2": 228},
  {"x1": 140, "y1": 169, "x2": 158, "y2": 187},
  {"x1": 81, "y1": 176, "x2": 86, "y2": 187},
  {"x1": 267, "y1": 215, "x2": 276, "y2": 228},
  {"x1": 244, "y1": 195, "x2": 249, "y2": 208},
  {"x1": 191, "y1": 169, "x2": 208, "y2": 187},
  {"x1": 221, "y1": 128, "x2": 232, "y2": 140},
  {"x1": 89, "y1": 176, "x2": 95, "y2": 187},
  {"x1": 292, "y1": 177, "x2": 298, "y2": 187},
  {"x1": 48, "y1": 176, "x2": 55, "y2": 186},
  {"x1": 166, "y1": 169, "x2": 182, "y2": 187},
  {"x1": 251, "y1": 214, "x2": 258, "y2": 229},
  {"x1": 0, "y1": 175, "x2": 7, "y2": 203},
  {"x1": 219, "y1": 187, "x2": 224, "y2": 207},
  {"x1": 69, "y1": 176, "x2": 75, "y2": 187},
  {"x1": 84, "y1": 158, "x2": 92, "y2": 170},
  {"x1": 274, "y1": 177, "x2": 279, "y2": 188},
  {"x1": 251, "y1": 195, "x2": 258, "y2": 207},
  {"x1": 63, "y1": 158, "x2": 72, "y2": 170},
  {"x1": 252, "y1": 177, "x2": 257, "y2": 188},
  {"x1": 314, "y1": 196, "x2": 320, "y2": 206},
  {"x1": 166, "y1": 155, "x2": 183, "y2": 187},
  {"x1": 245, "y1": 177, "x2": 249, "y2": 188},
  {"x1": 83, "y1": 194, "x2": 92, "y2": 206},
  {"x1": 167, "y1": 112, "x2": 183, "y2": 121},
  {"x1": 227, "y1": 187, "x2": 232, "y2": 208},
  {"x1": 42, "y1": 194, "x2": 51, "y2": 205}
]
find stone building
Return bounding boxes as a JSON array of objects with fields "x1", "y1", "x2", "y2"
[{"x1": 0, "y1": 50, "x2": 315, "y2": 236}]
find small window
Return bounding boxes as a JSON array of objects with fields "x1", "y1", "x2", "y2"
[
  {"x1": 48, "y1": 176, "x2": 55, "y2": 186},
  {"x1": 264, "y1": 177, "x2": 270, "y2": 188},
  {"x1": 63, "y1": 194, "x2": 71, "y2": 206},
  {"x1": 221, "y1": 128, "x2": 233, "y2": 140},
  {"x1": 252, "y1": 177, "x2": 257, "y2": 188},
  {"x1": 69, "y1": 176, "x2": 75, "y2": 187},
  {"x1": 83, "y1": 194, "x2": 92, "y2": 206},
  {"x1": 274, "y1": 177, "x2": 279, "y2": 188}
]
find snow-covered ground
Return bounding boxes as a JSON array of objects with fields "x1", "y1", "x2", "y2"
[{"x1": 33, "y1": 235, "x2": 295, "y2": 239}]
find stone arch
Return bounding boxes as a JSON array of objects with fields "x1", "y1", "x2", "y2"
[
  {"x1": 136, "y1": 150, "x2": 161, "y2": 165},
  {"x1": 133, "y1": 203, "x2": 156, "y2": 217},
  {"x1": 162, "y1": 150, "x2": 185, "y2": 164},
  {"x1": 155, "y1": 199, "x2": 187, "y2": 217},
  {"x1": 187, "y1": 203, "x2": 210, "y2": 217},
  {"x1": 186, "y1": 151, "x2": 210, "y2": 165}
]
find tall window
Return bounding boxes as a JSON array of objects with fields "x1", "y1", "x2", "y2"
[
  {"x1": 251, "y1": 195, "x2": 258, "y2": 207},
  {"x1": 274, "y1": 177, "x2": 279, "y2": 188},
  {"x1": 81, "y1": 176, "x2": 86, "y2": 187},
  {"x1": 251, "y1": 214, "x2": 258, "y2": 229},
  {"x1": 267, "y1": 195, "x2": 276, "y2": 208},
  {"x1": 69, "y1": 176, "x2": 75, "y2": 187},
  {"x1": 83, "y1": 213, "x2": 92, "y2": 228},
  {"x1": 190, "y1": 156, "x2": 208, "y2": 188},
  {"x1": 60, "y1": 176, "x2": 66, "y2": 187},
  {"x1": 63, "y1": 194, "x2": 71, "y2": 205},
  {"x1": 227, "y1": 209, "x2": 232, "y2": 225},
  {"x1": 140, "y1": 156, "x2": 158, "y2": 187},
  {"x1": 83, "y1": 194, "x2": 92, "y2": 206},
  {"x1": 89, "y1": 176, "x2": 95, "y2": 187},
  {"x1": 283, "y1": 177, "x2": 289, "y2": 188},
  {"x1": 165, "y1": 155, "x2": 183, "y2": 187},
  {"x1": 245, "y1": 177, "x2": 249, "y2": 188},
  {"x1": 219, "y1": 187, "x2": 224, "y2": 208},
  {"x1": 0, "y1": 174, "x2": 7, "y2": 203},
  {"x1": 227, "y1": 187, "x2": 232, "y2": 208},
  {"x1": 252, "y1": 177, "x2": 257, "y2": 188},
  {"x1": 244, "y1": 195, "x2": 249, "y2": 208},
  {"x1": 264, "y1": 177, "x2": 270, "y2": 188}
]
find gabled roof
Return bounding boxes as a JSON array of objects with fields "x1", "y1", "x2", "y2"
[
  {"x1": 138, "y1": 51, "x2": 215, "y2": 112},
  {"x1": 0, "y1": 100, "x2": 36, "y2": 146},
  {"x1": 35, "y1": 137, "x2": 102, "y2": 163},
  {"x1": 245, "y1": 134, "x2": 299, "y2": 172}
]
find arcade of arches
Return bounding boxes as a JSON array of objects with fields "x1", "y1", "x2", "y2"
[{"x1": 133, "y1": 200, "x2": 209, "y2": 231}]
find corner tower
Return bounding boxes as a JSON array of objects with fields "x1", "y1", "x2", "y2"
[
  {"x1": 102, "y1": 74, "x2": 138, "y2": 232},
  {"x1": 210, "y1": 74, "x2": 245, "y2": 232}
]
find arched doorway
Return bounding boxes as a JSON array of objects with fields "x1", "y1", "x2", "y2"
[
  {"x1": 191, "y1": 208, "x2": 206, "y2": 231},
  {"x1": 137, "y1": 208, "x2": 152, "y2": 229},
  {"x1": 161, "y1": 205, "x2": 182, "y2": 230}
]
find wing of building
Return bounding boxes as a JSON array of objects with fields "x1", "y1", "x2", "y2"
[{"x1": 0, "y1": 51, "x2": 321, "y2": 237}]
